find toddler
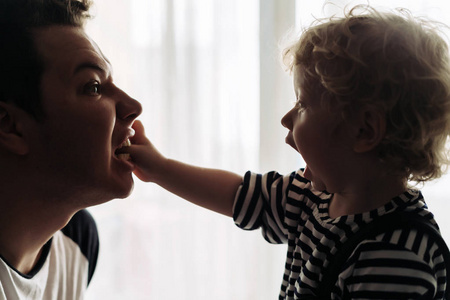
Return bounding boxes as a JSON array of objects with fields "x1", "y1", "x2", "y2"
[{"x1": 125, "y1": 6, "x2": 450, "y2": 299}]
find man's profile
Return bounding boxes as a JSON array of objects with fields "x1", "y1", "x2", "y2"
[{"x1": 0, "y1": 0, "x2": 142, "y2": 298}]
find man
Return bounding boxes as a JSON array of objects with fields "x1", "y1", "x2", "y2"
[{"x1": 0, "y1": 0, "x2": 142, "y2": 298}]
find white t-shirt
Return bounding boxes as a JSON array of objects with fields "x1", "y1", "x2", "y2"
[{"x1": 0, "y1": 210, "x2": 99, "y2": 300}]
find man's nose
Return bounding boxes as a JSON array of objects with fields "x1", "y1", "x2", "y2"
[{"x1": 117, "y1": 92, "x2": 143, "y2": 123}]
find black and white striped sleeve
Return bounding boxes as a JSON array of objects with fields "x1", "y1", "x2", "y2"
[{"x1": 232, "y1": 171, "x2": 297, "y2": 244}]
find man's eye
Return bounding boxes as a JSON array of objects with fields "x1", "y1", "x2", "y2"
[{"x1": 84, "y1": 81, "x2": 101, "y2": 96}]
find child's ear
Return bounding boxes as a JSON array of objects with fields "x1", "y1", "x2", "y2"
[
  {"x1": 0, "y1": 102, "x2": 30, "y2": 155},
  {"x1": 353, "y1": 107, "x2": 386, "y2": 153}
]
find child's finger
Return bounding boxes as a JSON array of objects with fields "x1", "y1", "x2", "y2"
[
  {"x1": 125, "y1": 140, "x2": 165, "y2": 167},
  {"x1": 131, "y1": 120, "x2": 150, "y2": 145},
  {"x1": 127, "y1": 143, "x2": 166, "y2": 182}
]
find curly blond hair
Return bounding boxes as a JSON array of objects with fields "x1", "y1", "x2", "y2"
[{"x1": 282, "y1": 5, "x2": 450, "y2": 183}]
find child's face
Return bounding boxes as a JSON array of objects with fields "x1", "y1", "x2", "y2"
[{"x1": 281, "y1": 65, "x2": 352, "y2": 192}]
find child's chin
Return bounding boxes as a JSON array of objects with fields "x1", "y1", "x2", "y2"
[
  {"x1": 304, "y1": 166, "x2": 326, "y2": 191},
  {"x1": 303, "y1": 165, "x2": 313, "y2": 181},
  {"x1": 311, "y1": 181, "x2": 326, "y2": 192}
]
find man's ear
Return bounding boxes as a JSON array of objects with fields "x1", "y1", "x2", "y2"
[
  {"x1": 353, "y1": 107, "x2": 386, "y2": 153},
  {"x1": 0, "y1": 102, "x2": 30, "y2": 155}
]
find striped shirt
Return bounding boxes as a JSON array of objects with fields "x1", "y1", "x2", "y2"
[{"x1": 233, "y1": 170, "x2": 447, "y2": 299}]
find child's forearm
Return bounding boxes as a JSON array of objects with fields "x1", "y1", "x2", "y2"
[
  {"x1": 128, "y1": 120, "x2": 242, "y2": 217},
  {"x1": 152, "y1": 158, "x2": 243, "y2": 217}
]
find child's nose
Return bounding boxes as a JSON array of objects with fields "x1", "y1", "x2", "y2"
[{"x1": 281, "y1": 108, "x2": 294, "y2": 129}]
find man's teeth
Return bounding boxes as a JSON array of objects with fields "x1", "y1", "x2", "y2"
[
  {"x1": 117, "y1": 153, "x2": 130, "y2": 161},
  {"x1": 121, "y1": 139, "x2": 131, "y2": 148},
  {"x1": 116, "y1": 139, "x2": 131, "y2": 161}
]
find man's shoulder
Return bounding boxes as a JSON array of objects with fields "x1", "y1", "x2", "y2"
[{"x1": 60, "y1": 209, "x2": 99, "y2": 284}]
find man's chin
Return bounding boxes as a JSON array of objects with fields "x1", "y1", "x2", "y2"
[
  {"x1": 113, "y1": 180, "x2": 135, "y2": 199},
  {"x1": 96, "y1": 179, "x2": 135, "y2": 203}
]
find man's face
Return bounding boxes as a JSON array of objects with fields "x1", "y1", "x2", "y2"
[{"x1": 26, "y1": 26, "x2": 142, "y2": 206}]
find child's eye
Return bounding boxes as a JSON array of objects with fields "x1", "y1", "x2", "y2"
[
  {"x1": 295, "y1": 100, "x2": 306, "y2": 113},
  {"x1": 83, "y1": 80, "x2": 101, "y2": 96}
]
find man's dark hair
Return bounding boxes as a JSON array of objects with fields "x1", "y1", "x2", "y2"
[{"x1": 0, "y1": 0, "x2": 91, "y2": 119}]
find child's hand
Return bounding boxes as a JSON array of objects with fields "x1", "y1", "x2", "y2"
[
  {"x1": 126, "y1": 120, "x2": 167, "y2": 182},
  {"x1": 124, "y1": 121, "x2": 241, "y2": 217}
]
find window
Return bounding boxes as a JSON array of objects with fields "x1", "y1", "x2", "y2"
[{"x1": 85, "y1": 1, "x2": 450, "y2": 299}]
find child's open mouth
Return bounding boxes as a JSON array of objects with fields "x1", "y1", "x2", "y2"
[{"x1": 115, "y1": 139, "x2": 131, "y2": 161}]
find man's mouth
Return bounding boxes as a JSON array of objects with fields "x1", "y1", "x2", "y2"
[{"x1": 115, "y1": 139, "x2": 131, "y2": 161}]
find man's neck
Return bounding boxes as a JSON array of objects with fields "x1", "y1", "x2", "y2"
[
  {"x1": 2, "y1": 243, "x2": 46, "y2": 275},
  {"x1": 0, "y1": 195, "x2": 76, "y2": 274}
]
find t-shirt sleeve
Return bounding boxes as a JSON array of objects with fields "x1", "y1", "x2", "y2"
[
  {"x1": 232, "y1": 170, "x2": 297, "y2": 244},
  {"x1": 61, "y1": 209, "x2": 99, "y2": 285}
]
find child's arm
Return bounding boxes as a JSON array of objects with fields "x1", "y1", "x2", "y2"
[{"x1": 127, "y1": 121, "x2": 243, "y2": 217}]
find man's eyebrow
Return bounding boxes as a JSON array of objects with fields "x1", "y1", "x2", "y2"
[{"x1": 73, "y1": 61, "x2": 110, "y2": 77}]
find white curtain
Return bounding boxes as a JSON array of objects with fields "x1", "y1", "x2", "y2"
[{"x1": 85, "y1": 1, "x2": 450, "y2": 299}]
